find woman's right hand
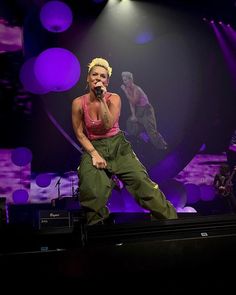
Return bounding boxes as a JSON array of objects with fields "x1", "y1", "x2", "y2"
[
  {"x1": 121, "y1": 84, "x2": 126, "y2": 92},
  {"x1": 91, "y1": 151, "x2": 107, "y2": 169},
  {"x1": 130, "y1": 115, "x2": 138, "y2": 122}
]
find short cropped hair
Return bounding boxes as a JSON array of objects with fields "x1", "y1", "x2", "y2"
[
  {"x1": 88, "y1": 57, "x2": 112, "y2": 77},
  {"x1": 121, "y1": 71, "x2": 133, "y2": 80}
]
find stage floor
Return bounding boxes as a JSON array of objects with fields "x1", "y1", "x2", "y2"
[{"x1": 1, "y1": 212, "x2": 236, "y2": 289}]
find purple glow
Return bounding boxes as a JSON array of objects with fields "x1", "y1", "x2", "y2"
[
  {"x1": 20, "y1": 57, "x2": 50, "y2": 94},
  {"x1": 0, "y1": 148, "x2": 229, "y2": 213},
  {"x1": 108, "y1": 188, "x2": 146, "y2": 213},
  {"x1": 161, "y1": 180, "x2": 187, "y2": 209},
  {"x1": 175, "y1": 153, "x2": 226, "y2": 185},
  {"x1": 199, "y1": 143, "x2": 206, "y2": 152},
  {"x1": 139, "y1": 131, "x2": 149, "y2": 143},
  {"x1": 0, "y1": 149, "x2": 31, "y2": 204},
  {"x1": 211, "y1": 22, "x2": 236, "y2": 89},
  {"x1": 34, "y1": 48, "x2": 81, "y2": 92},
  {"x1": 93, "y1": 0, "x2": 106, "y2": 3},
  {"x1": 229, "y1": 144, "x2": 236, "y2": 152},
  {"x1": 135, "y1": 31, "x2": 153, "y2": 44},
  {"x1": 46, "y1": 110, "x2": 82, "y2": 152},
  {"x1": 0, "y1": 22, "x2": 22, "y2": 53},
  {"x1": 35, "y1": 173, "x2": 52, "y2": 188},
  {"x1": 11, "y1": 147, "x2": 32, "y2": 167},
  {"x1": 149, "y1": 151, "x2": 182, "y2": 183},
  {"x1": 199, "y1": 184, "x2": 215, "y2": 201},
  {"x1": 221, "y1": 24, "x2": 236, "y2": 48},
  {"x1": 177, "y1": 206, "x2": 197, "y2": 213},
  {"x1": 40, "y1": 1, "x2": 73, "y2": 33},
  {"x1": 184, "y1": 183, "x2": 201, "y2": 204},
  {"x1": 12, "y1": 189, "x2": 29, "y2": 204}
]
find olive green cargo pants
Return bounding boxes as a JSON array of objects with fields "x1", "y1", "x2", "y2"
[{"x1": 78, "y1": 132, "x2": 177, "y2": 225}]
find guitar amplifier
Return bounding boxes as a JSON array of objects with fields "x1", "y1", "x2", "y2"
[{"x1": 38, "y1": 210, "x2": 72, "y2": 230}]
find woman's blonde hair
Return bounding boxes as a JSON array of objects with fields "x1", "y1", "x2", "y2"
[
  {"x1": 121, "y1": 71, "x2": 133, "y2": 80},
  {"x1": 88, "y1": 57, "x2": 112, "y2": 77}
]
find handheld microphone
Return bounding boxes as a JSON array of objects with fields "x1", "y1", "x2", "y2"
[{"x1": 95, "y1": 86, "x2": 103, "y2": 100}]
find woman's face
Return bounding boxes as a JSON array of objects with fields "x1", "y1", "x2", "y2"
[
  {"x1": 122, "y1": 76, "x2": 132, "y2": 87},
  {"x1": 87, "y1": 66, "x2": 109, "y2": 90}
]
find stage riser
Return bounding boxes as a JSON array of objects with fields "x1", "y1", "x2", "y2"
[
  {"x1": 2, "y1": 214, "x2": 236, "y2": 253},
  {"x1": 1, "y1": 235, "x2": 236, "y2": 282}
]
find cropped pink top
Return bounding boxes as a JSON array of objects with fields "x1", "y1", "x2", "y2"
[
  {"x1": 136, "y1": 86, "x2": 149, "y2": 107},
  {"x1": 81, "y1": 92, "x2": 120, "y2": 140}
]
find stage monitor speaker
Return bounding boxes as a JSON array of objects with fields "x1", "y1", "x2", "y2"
[{"x1": 38, "y1": 210, "x2": 72, "y2": 230}]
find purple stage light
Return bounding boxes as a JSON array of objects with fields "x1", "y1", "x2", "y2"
[
  {"x1": 11, "y1": 147, "x2": 32, "y2": 166},
  {"x1": 12, "y1": 189, "x2": 29, "y2": 204},
  {"x1": 184, "y1": 183, "x2": 201, "y2": 204},
  {"x1": 35, "y1": 173, "x2": 52, "y2": 188},
  {"x1": 93, "y1": 0, "x2": 106, "y2": 4},
  {"x1": 199, "y1": 184, "x2": 215, "y2": 201},
  {"x1": 20, "y1": 57, "x2": 50, "y2": 95},
  {"x1": 178, "y1": 206, "x2": 197, "y2": 213},
  {"x1": 211, "y1": 23, "x2": 236, "y2": 89},
  {"x1": 40, "y1": 1, "x2": 73, "y2": 33},
  {"x1": 135, "y1": 31, "x2": 153, "y2": 44},
  {"x1": 34, "y1": 48, "x2": 81, "y2": 92},
  {"x1": 161, "y1": 179, "x2": 187, "y2": 209},
  {"x1": 199, "y1": 143, "x2": 206, "y2": 152}
]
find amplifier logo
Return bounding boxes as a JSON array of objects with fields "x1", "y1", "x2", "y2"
[{"x1": 49, "y1": 213, "x2": 60, "y2": 217}]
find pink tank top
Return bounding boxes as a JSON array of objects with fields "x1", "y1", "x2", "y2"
[
  {"x1": 82, "y1": 92, "x2": 120, "y2": 140},
  {"x1": 136, "y1": 86, "x2": 149, "y2": 107}
]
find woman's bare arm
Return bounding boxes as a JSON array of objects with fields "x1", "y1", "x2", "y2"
[{"x1": 72, "y1": 97, "x2": 107, "y2": 169}]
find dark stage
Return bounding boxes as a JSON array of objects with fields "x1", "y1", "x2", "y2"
[
  {"x1": 1, "y1": 208, "x2": 236, "y2": 289},
  {"x1": 1, "y1": 0, "x2": 236, "y2": 290}
]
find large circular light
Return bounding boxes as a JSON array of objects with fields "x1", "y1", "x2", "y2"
[
  {"x1": 40, "y1": 1, "x2": 73, "y2": 33},
  {"x1": 12, "y1": 189, "x2": 29, "y2": 204},
  {"x1": 11, "y1": 147, "x2": 32, "y2": 167},
  {"x1": 35, "y1": 173, "x2": 52, "y2": 188},
  {"x1": 20, "y1": 57, "x2": 50, "y2": 95},
  {"x1": 34, "y1": 48, "x2": 81, "y2": 92}
]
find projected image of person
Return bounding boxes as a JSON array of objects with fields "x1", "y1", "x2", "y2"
[
  {"x1": 121, "y1": 71, "x2": 168, "y2": 150},
  {"x1": 72, "y1": 57, "x2": 177, "y2": 225},
  {"x1": 227, "y1": 129, "x2": 236, "y2": 197},
  {"x1": 213, "y1": 163, "x2": 236, "y2": 214}
]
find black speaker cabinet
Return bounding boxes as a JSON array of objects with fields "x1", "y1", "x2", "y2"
[{"x1": 38, "y1": 210, "x2": 71, "y2": 230}]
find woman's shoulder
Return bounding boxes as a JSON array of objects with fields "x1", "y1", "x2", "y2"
[
  {"x1": 106, "y1": 92, "x2": 121, "y2": 103},
  {"x1": 107, "y1": 92, "x2": 120, "y2": 98},
  {"x1": 72, "y1": 94, "x2": 88, "y2": 109},
  {"x1": 136, "y1": 85, "x2": 145, "y2": 94},
  {"x1": 72, "y1": 93, "x2": 88, "y2": 103}
]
